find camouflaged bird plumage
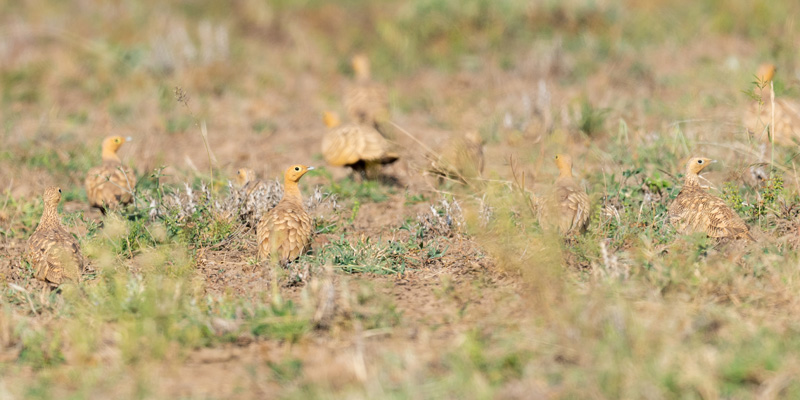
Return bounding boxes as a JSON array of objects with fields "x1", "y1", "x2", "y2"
[
  {"x1": 344, "y1": 54, "x2": 390, "y2": 134},
  {"x1": 85, "y1": 136, "x2": 136, "y2": 213},
  {"x1": 257, "y1": 165, "x2": 314, "y2": 263},
  {"x1": 428, "y1": 131, "x2": 485, "y2": 183},
  {"x1": 321, "y1": 111, "x2": 398, "y2": 178},
  {"x1": 25, "y1": 186, "x2": 85, "y2": 285},
  {"x1": 234, "y1": 168, "x2": 276, "y2": 226},
  {"x1": 551, "y1": 154, "x2": 590, "y2": 235},
  {"x1": 668, "y1": 157, "x2": 754, "y2": 240}
]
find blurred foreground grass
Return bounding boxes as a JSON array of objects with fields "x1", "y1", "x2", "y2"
[{"x1": 2, "y1": 0, "x2": 800, "y2": 398}]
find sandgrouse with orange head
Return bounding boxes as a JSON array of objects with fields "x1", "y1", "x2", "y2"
[
  {"x1": 344, "y1": 54, "x2": 390, "y2": 135},
  {"x1": 551, "y1": 154, "x2": 590, "y2": 235},
  {"x1": 668, "y1": 157, "x2": 754, "y2": 241},
  {"x1": 321, "y1": 111, "x2": 398, "y2": 179},
  {"x1": 25, "y1": 186, "x2": 85, "y2": 285},
  {"x1": 85, "y1": 136, "x2": 136, "y2": 213},
  {"x1": 257, "y1": 165, "x2": 315, "y2": 263},
  {"x1": 744, "y1": 63, "x2": 800, "y2": 146}
]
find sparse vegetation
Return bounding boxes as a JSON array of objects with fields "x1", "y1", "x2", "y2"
[{"x1": 3, "y1": 0, "x2": 800, "y2": 398}]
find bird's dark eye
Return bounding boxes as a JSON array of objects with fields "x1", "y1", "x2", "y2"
[
  {"x1": 58, "y1": 189, "x2": 62, "y2": 193},
  {"x1": 295, "y1": 167, "x2": 301, "y2": 171},
  {"x1": 697, "y1": 160, "x2": 704, "y2": 164}
]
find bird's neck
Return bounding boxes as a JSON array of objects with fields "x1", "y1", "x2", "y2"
[
  {"x1": 558, "y1": 169, "x2": 573, "y2": 179},
  {"x1": 102, "y1": 147, "x2": 120, "y2": 163},
  {"x1": 40, "y1": 203, "x2": 59, "y2": 226},
  {"x1": 283, "y1": 180, "x2": 304, "y2": 204},
  {"x1": 355, "y1": 72, "x2": 370, "y2": 84},
  {"x1": 684, "y1": 173, "x2": 700, "y2": 187}
]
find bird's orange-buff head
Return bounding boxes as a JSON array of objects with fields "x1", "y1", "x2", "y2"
[
  {"x1": 554, "y1": 154, "x2": 574, "y2": 178},
  {"x1": 683, "y1": 157, "x2": 714, "y2": 186},
  {"x1": 284, "y1": 165, "x2": 314, "y2": 183},
  {"x1": 322, "y1": 111, "x2": 341, "y2": 129},
  {"x1": 756, "y1": 63, "x2": 776, "y2": 84},
  {"x1": 101, "y1": 136, "x2": 132, "y2": 162},
  {"x1": 685, "y1": 157, "x2": 713, "y2": 175},
  {"x1": 235, "y1": 168, "x2": 256, "y2": 187},
  {"x1": 351, "y1": 54, "x2": 371, "y2": 81},
  {"x1": 282, "y1": 165, "x2": 314, "y2": 203}
]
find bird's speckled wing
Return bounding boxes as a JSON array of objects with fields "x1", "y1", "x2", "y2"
[
  {"x1": 85, "y1": 162, "x2": 137, "y2": 209},
  {"x1": 669, "y1": 186, "x2": 752, "y2": 239},
  {"x1": 554, "y1": 179, "x2": 590, "y2": 234},
  {"x1": 322, "y1": 125, "x2": 398, "y2": 168},
  {"x1": 257, "y1": 201, "x2": 313, "y2": 263},
  {"x1": 26, "y1": 223, "x2": 84, "y2": 284}
]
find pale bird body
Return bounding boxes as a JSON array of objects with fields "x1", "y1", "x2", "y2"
[
  {"x1": 321, "y1": 111, "x2": 398, "y2": 178},
  {"x1": 551, "y1": 154, "x2": 590, "y2": 234},
  {"x1": 85, "y1": 136, "x2": 136, "y2": 213},
  {"x1": 344, "y1": 54, "x2": 390, "y2": 134},
  {"x1": 257, "y1": 165, "x2": 314, "y2": 263},
  {"x1": 429, "y1": 131, "x2": 485, "y2": 182},
  {"x1": 25, "y1": 186, "x2": 85, "y2": 285},
  {"x1": 668, "y1": 157, "x2": 754, "y2": 240}
]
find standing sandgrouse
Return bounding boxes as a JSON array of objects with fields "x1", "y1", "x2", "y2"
[
  {"x1": 429, "y1": 131, "x2": 485, "y2": 183},
  {"x1": 25, "y1": 186, "x2": 85, "y2": 285},
  {"x1": 85, "y1": 136, "x2": 136, "y2": 213},
  {"x1": 551, "y1": 154, "x2": 590, "y2": 235},
  {"x1": 344, "y1": 54, "x2": 390, "y2": 135},
  {"x1": 321, "y1": 111, "x2": 398, "y2": 179},
  {"x1": 668, "y1": 157, "x2": 754, "y2": 240},
  {"x1": 257, "y1": 165, "x2": 314, "y2": 263}
]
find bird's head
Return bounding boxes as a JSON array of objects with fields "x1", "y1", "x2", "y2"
[
  {"x1": 102, "y1": 136, "x2": 131, "y2": 153},
  {"x1": 554, "y1": 154, "x2": 573, "y2": 177},
  {"x1": 686, "y1": 157, "x2": 714, "y2": 175},
  {"x1": 235, "y1": 168, "x2": 256, "y2": 187},
  {"x1": 284, "y1": 165, "x2": 314, "y2": 183},
  {"x1": 43, "y1": 186, "x2": 62, "y2": 207},
  {"x1": 322, "y1": 111, "x2": 341, "y2": 129},
  {"x1": 351, "y1": 54, "x2": 371, "y2": 81},
  {"x1": 756, "y1": 63, "x2": 776, "y2": 84}
]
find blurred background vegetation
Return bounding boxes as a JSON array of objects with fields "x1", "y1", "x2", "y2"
[{"x1": 3, "y1": 0, "x2": 800, "y2": 398}]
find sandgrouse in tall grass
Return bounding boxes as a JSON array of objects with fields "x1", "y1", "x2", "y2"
[
  {"x1": 235, "y1": 168, "x2": 271, "y2": 198},
  {"x1": 257, "y1": 165, "x2": 314, "y2": 263},
  {"x1": 344, "y1": 54, "x2": 390, "y2": 135},
  {"x1": 25, "y1": 186, "x2": 85, "y2": 285},
  {"x1": 428, "y1": 131, "x2": 485, "y2": 183},
  {"x1": 321, "y1": 111, "x2": 398, "y2": 179},
  {"x1": 85, "y1": 135, "x2": 136, "y2": 213},
  {"x1": 744, "y1": 63, "x2": 800, "y2": 146},
  {"x1": 668, "y1": 157, "x2": 754, "y2": 241},
  {"x1": 551, "y1": 154, "x2": 590, "y2": 235}
]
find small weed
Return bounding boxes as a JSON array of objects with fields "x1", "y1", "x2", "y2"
[{"x1": 575, "y1": 100, "x2": 609, "y2": 137}]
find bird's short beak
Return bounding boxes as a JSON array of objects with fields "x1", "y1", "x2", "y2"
[
  {"x1": 710, "y1": 160, "x2": 718, "y2": 164},
  {"x1": 125, "y1": 136, "x2": 133, "y2": 142},
  {"x1": 307, "y1": 166, "x2": 315, "y2": 171}
]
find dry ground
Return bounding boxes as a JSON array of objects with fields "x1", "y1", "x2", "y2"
[{"x1": 3, "y1": 1, "x2": 800, "y2": 399}]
